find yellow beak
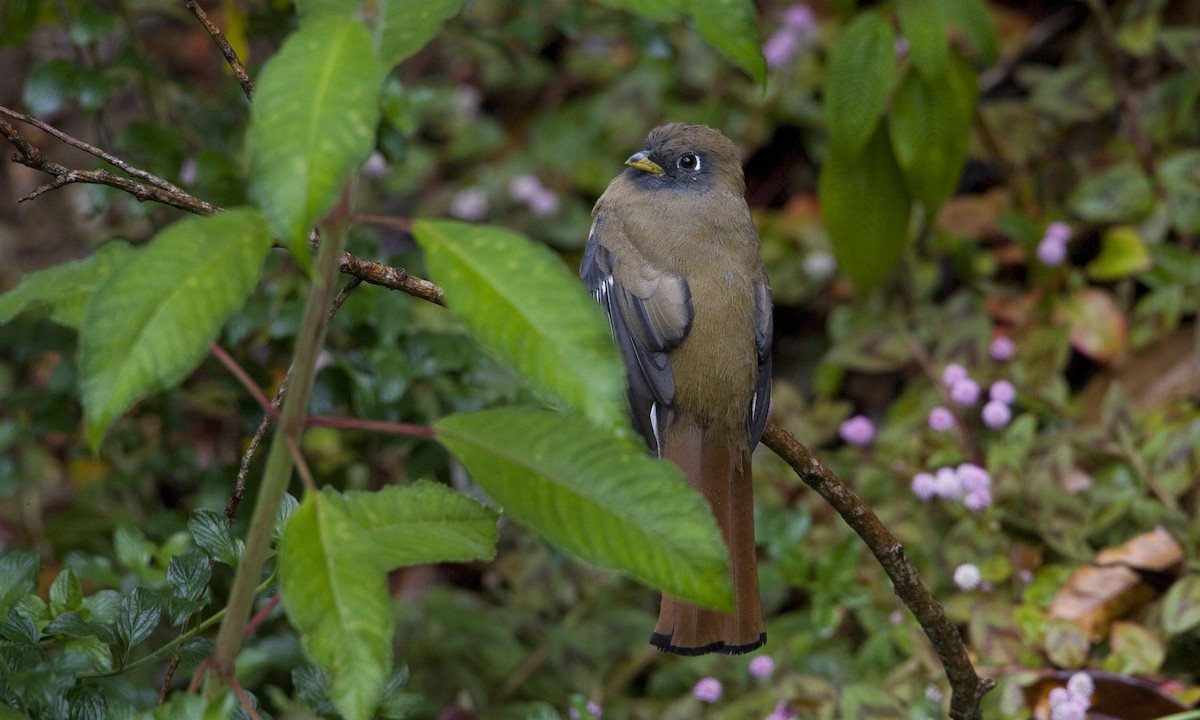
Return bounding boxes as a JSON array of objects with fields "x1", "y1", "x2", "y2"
[{"x1": 625, "y1": 150, "x2": 664, "y2": 175}]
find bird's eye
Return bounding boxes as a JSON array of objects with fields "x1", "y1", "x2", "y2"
[{"x1": 678, "y1": 153, "x2": 701, "y2": 172}]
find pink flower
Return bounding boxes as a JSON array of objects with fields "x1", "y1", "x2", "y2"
[
  {"x1": 932, "y1": 467, "x2": 963, "y2": 500},
  {"x1": 587, "y1": 700, "x2": 602, "y2": 717},
  {"x1": 838, "y1": 415, "x2": 875, "y2": 446},
  {"x1": 749, "y1": 655, "x2": 775, "y2": 679},
  {"x1": 1037, "y1": 223, "x2": 1071, "y2": 267},
  {"x1": 763, "y1": 28, "x2": 801, "y2": 68},
  {"x1": 989, "y1": 336, "x2": 1015, "y2": 361},
  {"x1": 509, "y1": 174, "x2": 559, "y2": 216},
  {"x1": 941, "y1": 363, "x2": 968, "y2": 386},
  {"x1": 911, "y1": 472, "x2": 936, "y2": 501},
  {"x1": 783, "y1": 4, "x2": 816, "y2": 32},
  {"x1": 949, "y1": 378, "x2": 981, "y2": 406},
  {"x1": 956, "y1": 464, "x2": 991, "y2": 495},
  {"x1": 693, "y1": 677, "x2": 722, "y2": 703},
  {"x1": 1046, "y1": 221, "x2": 1073, "y2": 243},
  {"x1": 449, "y1": 188, "x2": 488, "y2": 221},
  {"x1": 981, "y1": 400, "x2": 1012, "y2": 429},
  {"x1": 765, "y1": 700, "x2": 797, "y2": 720},
  {"x1": 963, "y1": 487, "x2": 993, "y2": 510},
  {"x1": 928, "y1": 406, "x2": 955, "y2": 431},
  {"x1": 988, "y1": 380, "x2": 1016, "y2": 404}
]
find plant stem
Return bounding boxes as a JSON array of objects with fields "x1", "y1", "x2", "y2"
[{"x1": 206, "y1": 218, "x2": 349, "y2": 693}]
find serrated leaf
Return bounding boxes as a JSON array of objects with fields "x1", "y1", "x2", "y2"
[
  {"x1": 44, "y1": 611, "x2": 104, "y2": 639},
  {"x1": 934, "y1": 0, "x2": 997, "y2": 64},
  {"x1": 339, "y1": 482, "x2": 498, "y2": 568},
  {"x1": 825, "y1": 11, "x2": 897, "y2": 154},
  {"x1": 166, "y1": 550, "x2": 212, "y2": 602},
  {"x1": 412, "y1": 220, "x2": 626, "y2": 431},
  {"x1": 0, "y1": 551, "x2": 38, "y2": 618},
  {"x1": 248, "y1": 17, "x2": 383, "y2": 260},
  {"x1": 116, "y1": 587, "x2": 160, "y2": 659},
  {"x1": 67, "y1": 683, "x2": 107, "y2": 720},
  {"x1": 377, "y1": 0, "x2": 466, "y2": 69},
  {"x1": 888, "y1": 59, "x2": 974, "y2": 215},
  {"x1": 1069, "y1": 164, "x2": 1156, "y2": 224},
  {"x1": 280, "y1": 492, "x2": 392, "y2": 720},
  {"x1": 434, "y1": 407, "x2": 732, "y2": 610},
  {"x1": 819, "y1": 125, "x2": 913, "y2": 293},
  {"x1": 188, "y1": 509, "x2": 244, "y2": 566},
  {"x1": 686, "y1": 0, "x2": 766, "y2": 85},
  {"x1": 49, "y1": 568, "x2": 83, "y2": 616},
  {"x1": 0, "y1": 241, "x2": 133, "y2": 328},
  {"x1": 1086, "y1": 226, "x2": 1152, "y2": 281},
  {"x1": 898, "y1": 0, "x2": 948, "y2": 80},
  {"x1": 1162, "y1": 575, "x2": 1200, "y2": 636},
  {"x1": 79, "y1": 209, "x2": 272, "y2": 450}
]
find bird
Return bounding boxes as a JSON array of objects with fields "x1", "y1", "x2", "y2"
[{"x1": 580, "y1": 123, "x2": 772, "y2": 655}]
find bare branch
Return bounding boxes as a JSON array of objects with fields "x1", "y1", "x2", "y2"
[
  {"x1": 185, "y1": 0, "x2": 255, "y2": 101},
  {"x1": 760, "y1": 422, "x2": 995, "y2": 720}
]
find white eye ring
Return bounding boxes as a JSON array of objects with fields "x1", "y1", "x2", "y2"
[{"x1": 678, "y1": 153, "x2": 701, "y2": 172}]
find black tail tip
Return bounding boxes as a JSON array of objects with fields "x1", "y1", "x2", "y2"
[{"x1": 649, "y1": 632, "x2": 767, "y2": 656}]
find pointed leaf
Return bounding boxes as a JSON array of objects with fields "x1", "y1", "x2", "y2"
[
  {"x1": 686, "y1": 0, "x2": 766, "y2": 85},
  {"x1": 340, "y1": 482, "x2": 498, "y2": 569},
  {"x1": 188, "y1": 509, "x2": 244, "y2": 566},
  {"x1": 116, "y1": 587, "x2": 160, "y2": 656},
  {"x1": 898, "y1": 0, "x2": 949, "y2": 80},
  {"x1": 1086, "y1": 225, "x2": 1152, "y2": 281},
  {"x1": 377, "y1": 0, "x2": 467, "y2": 69},
  {"x1": 0, "y1": 241, "x2": 133, "y2": 328},
  {"x1": 79, "y1": 209, "x2": 272, "y2": 450},
  {"x1": 935, "y1": 0, "x2": 997, "y2": 64},
  {"x1": 825, "y1": 11, "x2": 897, "y2": 154},
  {"x1": 819, "y1": 125, "x2": 913, "y2": 293},
  {"x1": 412, "y1": 220, "x2": 627, "y2": 431},
  {"x1": 280, "y1": 491, "x2": 392, "y2": 720},
  {"x1": 434, "y1": 407, "x2": 733, "y2": 610},
  {"x1": 248, "y1": 17, "x2": 383, "y2": 258}
]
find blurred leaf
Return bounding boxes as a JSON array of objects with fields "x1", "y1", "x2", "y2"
[
  {"x1": 280, "y1": 491, "x2": 392, "y2": 720},
  {"x1": 825, "y1": 11, "x2": 896, "y2": 154},
  {"x1": 1105, "y1": 621, "x2": 1164, "y2": 674},
  {"x1": 1057, "y1": 289, "x2": 1129, "y2": 364},
  {"x1": 1086, "y1": 226, "x2": 1152, "y2": 281},
  {"x1": 435, "y1": 407, "x2": 733, "y2": 610},
  {"x1": 1068, "y1": 164, "x2": 1156, "y2": 224},
  {"x1": 1043, "y1": 618, "x2": 1090, "y2": 668},
  {"x1": 49, "y1": 568, "x2": 83, "y2": 616},
  {"x1": 888, "y1": 57, "x2": 974, "y2": 216},
  {"x1": 1161, "y1": 575, "x2": 1200, "y2": 636},
  {"x1": 934, "y1": 0, "x2": 997, "y2": 64},
  {"x1": 898, "y1": 0, "x2": 948, "y2": 80},
  {"x1": 116, "y1": 587, "x2": 160, "y2": 661},
  {"x1": 22, "y1": 59, "x2": 79, "y2": 116},
  {"x1": 338, "y1": 481, "x2": 498, "y2": 568},
  {"x1": 412, "y1": 220, "x2": 627, "y2": 431},
  {"x1": 1115, "y1": 0, "x2": 1163, "y2": 57},
  {"x1": 1159, "y1": 149, "x2": 1200, "y2": 234},
  {"x1": 0, "y1": 551, "x2": 38, "y2": 617},
  {"x1": 376, "y1": 0, "x2": 467, "y2": 69},
  {"x1": 1029, "y1": 63, "x2": 1118, "y2": 124},
  {"x1": 78, "y1": 210, "x2": 272, "y2": 450},
  {"x1": 66, "y1": 683, "x2": 107, "y2": 720},
  {"x1": 189, "y1": 509, "x2": 245, "y2": 567},
  {"x1": 248, "y1": 17, "x2": 382, "y2": 261},
  {"x1": 1159, "y1": 27, "x2": 1200, "y2": 70},
  {"x1": 819, "y1": 125, "x2": 912, "y2": 293},
  {"x1": 166, "y1": 550, "x2": 212, "y2": 625}
]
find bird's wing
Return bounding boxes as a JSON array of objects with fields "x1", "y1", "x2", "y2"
[
  {"x1": 581, "y1": 221, "x2": 692, "y2": 454},
  {"x1": 748, "y1": 279, "x2": 772, "y2": 447}
]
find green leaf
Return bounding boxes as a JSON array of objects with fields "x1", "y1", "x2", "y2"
[
  {"x1": 188, "y1": 509, "x2": 244, "y2": 567},
  {"x1": 248, "y1": 17, "x2": 383, "y2": 259},
  {"x1": 412, "y1": 220, "x2": 627, "y2": 431},
  {"x1": 825, "y1": 11, "x2": 897, "y2": 154},
  {"x1": 434, "y1": 407, "x2": 733, "y2": 610},
  {"x1": 1162, "y1": 575, "x2": 1200, "y2": 636},
  {"x1": 0, "y1": 241, "x2": 133, "y2": 328},
  {"x1": 116, "y1": 587, "x2": 160, "y2": 659},
  {"x1": 280, "y1": 491, "x2": 393, "y2": 720},
  {"x1": 49, "y1": 568, "x2": 83, "y2": 616},
  {"x1": 0, "y1": 551, "x2": 38, "y2": 618},
  {"x1": 1068, "y1": 164, "x2": 1156, "y2": 224},
  {"x1": 593, "y1": 0, "x2": 681, "y2": 23},
  {"x1": 934, "y1": 0, "x2": 997, "y2": 64},
  {"x1": 685, "y1": 0, "x2": 766, "y2": 85},
  {"x1": 78, "y1": 209, "x2": 272, "y2": 450},
  {"x1": 339, "y1": 482, "x2": 498, "y2": 568},
  {"x1": 1159, "y1": 149, "x2": 1200, "y2": 235},
  {"x1": 888, "y1": 58, "x2": 975, "y2": 216},
  {"x1": 22, "y1": 59, "x2": 80, "y2": 116},
  {"x1": 1043, "y1": 618, "x2": 1090, "y2": 669},
  {"x1": 819, "y1": 125, "x2": 913, "y2": 293},
  {"x1": 376, "y1": 0, "x2": 467, "y2": 69},
  {"x1": 166, "y1": 550, "x2": 212, "y2": 602},
  {"x1": 898, "y1": 0, "x2": 948, "y2": 80},
  {"x1": 1086, "y1": 226, "x2": 1152, "y2": 281},
  {"x1": 1106, "y1": 621, "x2": 1165, "y2": 674},
  {"x1": 1029, "y1": 63, "x2": 1118, "y2": 124}
]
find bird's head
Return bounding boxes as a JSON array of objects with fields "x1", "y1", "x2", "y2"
[{"x1": 623, "y1": 123, "x2": 745, "y2": 195}]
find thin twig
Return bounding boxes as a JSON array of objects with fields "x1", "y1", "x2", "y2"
[
  {"x1": 340, "y1": 252, "x2": 444, "y2": 306},
  {"x1": 760, "y1": 422, "x2": 994, "y2": 720},
  {"x1": 185, "y1": 0, "x2": 255, "y2": 100}
]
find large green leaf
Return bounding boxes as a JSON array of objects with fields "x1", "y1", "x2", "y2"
[
  {"x1": 248, "y1": 17, "x2": 383, "y2": 261},
  {"x1": 435, "y1": 407, "x2": 733, "y2": 610},
  {"x1": 898, "y1": 0, "x2": 948, "y2": 81},
  {"x1": 824, "y1": 11, "x2": 897, "y2": 154},
  {"x1": 339, "y1": 481, "x2": 499, "y2": 568},
  {"x1": 280, "y1": 491, "x2": 393, "y2": 720},
  {"x1": 376, "y1": 0, "x2": 466, "y2": 70},
  {"x1": 888, "y1": 57, "x2": 975, "y2": 216},
  {"x1": 819, "y1": 126, "x2": 913, "y2": 293},
  {"x1": 594, "y1": 0, "x2": 765, "y2": 83},
  {"x1": 934, "y1": 0, "x2": 997, "y2": 65},
  {"x1": 412, "y1": 220, "x2": 627, "y2": 431},
  {"x1": 79, "y1": 209, "x2": 272, "y2": 450},
  {"x1": 0, "y1": 241, "x2": 133, "y2": 328}
]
